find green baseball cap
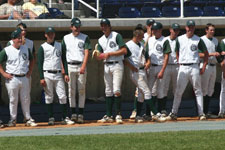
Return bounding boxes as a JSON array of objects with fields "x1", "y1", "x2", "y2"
[
  {"x1": 100, "y1": 18, "x2": 111, "y2": 26},
  {"x1": 45, "y1": 27, "x2": 55, "y2": 33},
  {"x1": 71, "y1": 18, "x2": 81, "y2": 27},
  {"x1": 171, "y1": 23, "x2": 180, "y2": 30},
  {"x1": 17, "y1": 22, "x2": 27, "y2": 29},
  {"x1": 152, "y1": 22, "x2": 163, "y2": 30},
  {"x1": 186, "y1": 20, "x2": 195, "y2": 26},
  {"x1": 135, "y1": 24, "x2": 144, "y2": 31},
  {"x1": 146, "y1": 19, "x2": 155, "y2": 26},
  {"x1": 11, "y1": 28, "x2": 22, "y2": 39}
]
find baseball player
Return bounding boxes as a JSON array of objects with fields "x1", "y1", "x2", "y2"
[
  {"x1": 162, "y1": 23, "x2": 181, "y2": 116},
  {"x1": 166, "y1": 20, "x2": 209, "y2": 121},
  {"x1": 0, "y1": 28, "x2": 37, "y2": 127},
  {"x1": 145, "y1": 22, "x2": 171, "y2": 120},
  {"x1": 62, "y1": 18, "x2": 91, "y2": 124},
  {"x1": 130, "y1": 19, "x2": 156, "y2": 120},
  {"x1": 200, "y1": 23, "x2": 220, "y2": 118},
  {"x1": 0, "y1": 43, "x2": 3, "y2": 128},
  {"x1": 217, "y1": 37, "x2": 225, "y2": 118},
  {"x1": 94, "y1": 18, "x2": 127, "y2": 124},
  {"x1": 38, "y1": 27, "x2": 74, "y2": 125},
  {"x1": 125, "y1": 24, "x2": 166, "y2": 123}
]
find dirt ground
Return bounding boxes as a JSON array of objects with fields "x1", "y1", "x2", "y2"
[{"x1": 1, "y1": 117, "x2": 225, "y2": 131}]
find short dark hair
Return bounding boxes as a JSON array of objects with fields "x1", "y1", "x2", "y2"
[{"x1": 205, "y1": 23, "x2": 215, "y2": 30}]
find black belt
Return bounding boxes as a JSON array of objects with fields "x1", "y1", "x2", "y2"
[
  {"x1": 180, "y1": 63, "x2": 195, "y2": 66},
  {"x1": 44, "y1": 70, "x2": 61, "y2": 74},
  {"x1": 68, "y1": 62, "x2": 82, "y2": 65},
  {"x1": 105, "y1": 61, "x2": 119, "y2": 65},
  {"x1": 151, "y1": 64, "x2": 158, "y2": 66},
  {"x1": 11, "y1": 74, "x2": 26, "y2": 77},
  {"x1": 209, "y1": 63, "x2": 216, "y2": 66},
  {"x1": 139, "y1": 66, "x2": 145, "y2": 70}
]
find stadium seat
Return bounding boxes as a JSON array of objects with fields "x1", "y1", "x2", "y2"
[
  {"x1": 101, "y1": 1, "x2": 122, "y2": 18},
  {"x1": 184, "y1": 6, "x2": 203, "y2": 17},
  {"x1": 203, "y1": 6, "x2": 224, "y2": 16},
  {"x1": 141, "y1": 6, "x2": 162, "y2": 17},
  {"x1": 48, "y1": 8, "x2": 64, "y2": 18},
  {"x1": 189, "y1": 0, "x2": 208, "y2": 7},
  {"x1": 162, "y1": 6, "x2": 180, "y2": 17},
  {"x1": 118, "y1": 7, "x2": 141, "y2": 18}
]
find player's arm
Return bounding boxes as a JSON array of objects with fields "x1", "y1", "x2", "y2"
[
  {"x1": 0, "y1": 49, "x2": 12, "y2": 79},
  {"x1": 144, "y1": 44, "x2": 150, "y2": 70},
  {"x1": 27, "y1": 48, "x2": 34, "y2": 77},
  {"x1": 61, "y1": 43, "x2": 69, "y2": 82},
  {"x1": 37, "y1": 46, "x2": 46, "y2": 87},
  {"x1": 218, "y1": 41, "x2": 225, "y2": 78},
  {"x1": 80, "y1": 36, "x2": 92, "y2": 74},
  {"x1": 198, "y1": 39, "x2": 209, "y2": 74},
  {"x1": 158, "y1": 40, "x2": 171, "y2": 79},
  {"x1": 104, "y1": 34, "x2": 127, "y2": 59},
  {"x1": 123, "y1": 46, "x2": 138, "y2": 72},
  {"x1": 175, "y1": 38, "x2": 180, "y2": 63}
]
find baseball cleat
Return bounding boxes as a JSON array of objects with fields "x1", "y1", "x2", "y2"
[
  {"x1": 77, "y1": 114, "x2": 84, "y2": 124},
  {"x1": 161, "y1": 110, "x2": 168, "y2": 117},
  {"x1": 199, "y1": 114, "x2": 207, "y2": 121},
  {"x1": 142, "y1": 114, "x2": 152, "y2": 121},
  {"x1": 130, "y1": 110, "x2": 137, "y2": 119},
  {"x1": 206, "y1": 113, "x2": 218, "y2": 119},
  {"x1": 48, "y1": 117, "x2": 55, "y2": 125},
  {"x1": 7, "y1": 119, "x2": 16, "y2": 127},
  {"x1": 0, "y1": 120, "x2": 4, "y2": 128},
  {"x1": 71, "y1": 114, "x2": 77, "y2": 122},
  {"x1": 166, "y1": 113, "x2": 177, "y2": 121},
  {"x1": 115, "y1": 115, "x2": 123, "y2": 124},
  {"x1": 135, "y1": 116, "x2": 144, "y2": 123},
  {"x1": 97, "y1": 115, "x2": 113, "y2": 123},
  {"x1": 62, "y1": 117, "x2": 75, "y2": 125},
  {"x1": 152, "y1": 115, "x2": 166, "y2": 122},
  {"x1": 218, "y1": 113, "x2": 225, "y2": 118},
  {"x1": 26, "y1": 118, "x2": 38, "y2": 127}
]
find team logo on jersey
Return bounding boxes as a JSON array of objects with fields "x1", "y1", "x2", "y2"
[
  {"x1": 190, "y1": 44, "x2": 197, "y2": 51},
  {"x1": 56, "y1": 49, "x2": 61, "y2": 57},
  {"x1": 22, "y1": 53, "x2": 27, "y2": 60},
  {"x1": 78, "y1": 42, "x2": 84, "y2": 48},
  {"x1": 156, "y1": 44, "x2": 162, "y2": 51},
  {"x1": 109, "y1": 41, "x2": 116, "y2": 48}
]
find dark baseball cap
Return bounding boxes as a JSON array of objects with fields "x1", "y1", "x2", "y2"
[
  {"x1": 45, "y1": 27, "x2": 55, "y2": 33},
  {"x1": 135, "y1": 24, "x2": 144, "y2": 31},
  {"x1": 11, "y1": 28, "x2": 22, "y2": 39},
  {"x1": 71, "y1": 18, "x2": 81, "y2": 27},
  {"x1": 146, "y1": 19, "x2": 155, "y2": 26},
  {"x1": 100, "y1": 18, "x2": 111, "y2": 26},
  {"x1": 186, "y1": 20, "x2": 195, "y2": 26},
  {"x1": 171, "y1": 23, "x2": 180, "y2": 30},
  {"x1": 17, "y1": 22, "x2": 27, "y2": 29},
  {"x1": 152, "y1": 22, "x2": 163, "y2": 30}
]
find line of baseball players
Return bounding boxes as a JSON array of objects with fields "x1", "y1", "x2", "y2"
[{"x1": 0, "y1": 18, "x2": 225, "y2": 128}]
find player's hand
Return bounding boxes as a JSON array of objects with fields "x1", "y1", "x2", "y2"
[
  {"x1": 26, "y1": 70, "x2": 32, "y2": 78},
  {"x1": 221, "y1": 51, "x2": 225, "y2": 55},
  {"x1": 131, "y1": 66, "x2": 138, "y2": 72},
  {"x1": 144, "y1": 63, "x2": 150, "y2": 70},
  {"x1": 40, "y1": 79, "x2": 46, "y2": 87},
  {"x1": 200, "y1": 67, "x2": 206, "y2": 75},
  {"x1": 157, "y1": 70, "x2": 164, "y2": 79},
  {"x1": 3, "y1": 72, "x2": 12, "y2": 80},
  {"x1": 80, "y1": 66, "x2": 85, "y2": 74},
  {"x1": 64, "y1": 75, "x2": 70, "y2": 82},
  {"x1": 214, "y1": 52, "x2": 220, "y2": 57}
]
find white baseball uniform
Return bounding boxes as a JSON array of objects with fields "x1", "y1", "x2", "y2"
[
  {"x1": 126, "y1": 40, "x2": 151, "y2": 102},
  {"x1": 38, "y1": 41, "x2": 67, "y2": 104},
  {"x1": 218, "y1": 39, "x2": 225, "y2": 115},
  {"x1": 62, "y1": 32, "x2": 91, "y2": 109},
  {"x1": 0, "y1": 45, "x2": 33, "y2": 121},
  {"x1": 146, "y1": 35, "x2": 171, "y2": 99},
  {"x1": 164, "y1": 36, "x2": 179, "y2": 96},
  {"x1": 171, "y1": 34, "x2": 207, "y2": 116},
  {"x1": 200, "y1": 35, "x2": 218, "y2": 97}
]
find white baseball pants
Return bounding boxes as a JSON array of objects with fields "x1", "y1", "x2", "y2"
[
  {"x1": 5, "y1": 76, "x2": 31, "y2": 120},
  {"x1": 130, "y1": 69, "x2": 151, "y2": 102},
  {"x1": 104, "y1": 61, "x2": 124, "y2": 97},
  {"x1": 201, "y1": 65, "x2": 216, "y2": 97},
  {"x1": 44, "y1": 77, "x2": 67, "y2": 104},
  {"x1": 219, "y1": 72, "x2": 225, "y2": 114},
  {"x1": 164, "y1": 64, "x2": 179, "y2": 96},
  {"x1": 68, "y1": 64, "x2": 87, "y2": 108},
  {"x1": 171, "y1": 64, "x2": 204, "y2": 115}
]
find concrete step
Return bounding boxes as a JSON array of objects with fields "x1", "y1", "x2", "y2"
[
  {"x1": 62, "y1": 10, "x2": 85, "y2": 18},
  {"x1": 46, "y1": 3, "x2": 72, "y2": 10}
]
